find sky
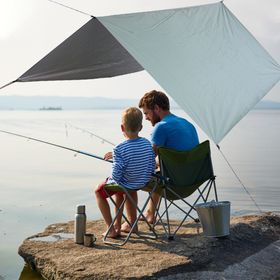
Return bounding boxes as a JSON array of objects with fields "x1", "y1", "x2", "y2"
[{"x1": 0, "y1": 0, "x2": 280, "y2": 101}]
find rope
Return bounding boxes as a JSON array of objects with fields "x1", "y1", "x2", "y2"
[
  {"x1": 46, "y1": 0, "x2": 95, "y2": 18},
  {"x1": 0, "y1": 80, "x2": 17, "y2": 91},
  {"x1": 216, "y1": 144, "x2": 263, "y2": 214}
]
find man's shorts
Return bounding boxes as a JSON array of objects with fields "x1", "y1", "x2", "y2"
[{"x1": 96, "y1": 177, "x2": 124, "y2": 199}]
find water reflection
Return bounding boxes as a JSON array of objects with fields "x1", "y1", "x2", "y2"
[{"x1": 18, "y1": 264, "x2": 43, "y2": 280}]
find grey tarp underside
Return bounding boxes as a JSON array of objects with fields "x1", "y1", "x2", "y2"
[{"x1": 18, "y1": 18, "x2": 143, "y2": 82}]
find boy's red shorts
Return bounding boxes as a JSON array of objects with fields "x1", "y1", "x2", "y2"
[{"x1": 96, "y1": 178, "x2": 124, "y2": 199}]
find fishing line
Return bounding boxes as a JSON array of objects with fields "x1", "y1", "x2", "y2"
[
  {"x1": 216, "y1": 144, "x2": 262, "y2": 213},
  {"x1": 0, "y1": 129, "x2": 112, "y2": 163},
  {"x1": 66, "y1": 123, "x2": 116, "y2": 146},
  {"x1": 65, "y1": 123, "x2": 69, "y2": 137}
]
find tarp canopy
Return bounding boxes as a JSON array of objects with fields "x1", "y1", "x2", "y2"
[
  {"x1": 18, "y1": 2, "x2": 280, "y2": 144},
  {"x1": 19, "y1": 18, "x2": 143, "y2": 81}
]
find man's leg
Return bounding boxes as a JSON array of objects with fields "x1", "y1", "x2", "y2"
[{"x1": 143, "y1": 192, "x2": 160, "y2": 224}]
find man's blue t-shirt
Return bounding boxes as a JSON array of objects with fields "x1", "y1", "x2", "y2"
[{"x1": 151, "y1": 114, "x2": 199, "y2": 151}]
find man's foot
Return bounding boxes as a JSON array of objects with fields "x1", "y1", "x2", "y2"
[
  {"x1": 102, "y1": 228, "x2": 121, "y2": 239},
  {"x1": 139, "y1": 213, "x2": 156, "y2": 224},
  {"x1": 121, "y1": 222, "x2": 138, "y2": 234},
  {"x1": 114, "y1": 225, "x2": 122, "y2": 236}
]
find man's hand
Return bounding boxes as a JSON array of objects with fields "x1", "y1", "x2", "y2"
[
  {"x1": 104, "y1": 152, "x2": 113, "y2": 161},
  {"x1": 155, "y1": 156, "x2": 160, "y2": 171}
]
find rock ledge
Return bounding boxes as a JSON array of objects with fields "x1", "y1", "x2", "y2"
[{"x1": 18, "y1": 213, "x2": 280, "y2": 279}]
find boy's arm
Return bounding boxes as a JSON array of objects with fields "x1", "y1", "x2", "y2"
[
  {"x1": 111, "y1": 148, "x2": 125, "y2": 184},
  {"x1": 104, "y1": 151, "x2": 113, "y2": 161}
]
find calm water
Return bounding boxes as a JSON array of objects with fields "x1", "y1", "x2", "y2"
[{"x1": 0, "y1": 109, "x2": 280, "y2": 279}]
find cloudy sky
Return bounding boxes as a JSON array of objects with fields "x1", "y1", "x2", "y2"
[{"x1": 0, "y1": 0, "x2": 279, "y2": 100}]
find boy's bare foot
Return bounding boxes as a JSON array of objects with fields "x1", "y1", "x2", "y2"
[{"x1": 121, "y1": 222, "x2": 138, "y2": 233}]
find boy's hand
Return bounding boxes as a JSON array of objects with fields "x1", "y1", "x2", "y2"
[{"x1": 104, "y1": 152, "x2": 113, "y2": 161}]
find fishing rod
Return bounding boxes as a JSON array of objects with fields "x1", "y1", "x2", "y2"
[
  {"x1": 0, "y1": 129, "x2": 113, "y2": 163},
  {"x1": 66, "y1": 123, "x2": 116, "y2": 146}
]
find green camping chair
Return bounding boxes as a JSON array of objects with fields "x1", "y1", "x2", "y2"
[
  {"x1": 154, "y1": 140, "x2": 218, "y2": 240},
  {"x1": 103, "y1": 181, "x2": 158, "y2": 246}
]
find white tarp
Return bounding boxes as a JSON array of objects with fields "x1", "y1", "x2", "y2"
[{"x1": 99, "y1": 2, "x2": 280, "y2": 144}]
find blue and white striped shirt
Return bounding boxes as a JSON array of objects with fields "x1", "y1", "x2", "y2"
[{"x1": 110, "y1": 137, "x2": 156, "y2": 189}]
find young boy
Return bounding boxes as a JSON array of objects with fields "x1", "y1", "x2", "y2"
[{"x1": 95, "y1": 107, "x2": 156, "y2": 238}]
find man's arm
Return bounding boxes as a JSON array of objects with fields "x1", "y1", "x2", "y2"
[
  {"x1": 152, "y1": 144, "x2": 158, "y2": 155},
  {"x1": 152, "y1": 144, "x2": 160, "y2": 170}
]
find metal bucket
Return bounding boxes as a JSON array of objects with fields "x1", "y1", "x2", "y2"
[{"x1": 195, "y1": 201, "x2": 231, "y2": 237}]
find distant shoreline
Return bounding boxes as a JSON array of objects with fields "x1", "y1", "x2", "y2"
[
  {"x1": 0, "y1": 107, "x2": 280, "y2": 111},
  {"x1": 0, "y1": 96, "x2": 280, "y2": 110},
  {"x1": 1, "y1": 106, "x2": 280, "y2": 111}
]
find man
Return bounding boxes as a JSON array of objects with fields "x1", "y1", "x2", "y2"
[{"x1": 138, "y1": 90, "x2": 199, "y2": 224}]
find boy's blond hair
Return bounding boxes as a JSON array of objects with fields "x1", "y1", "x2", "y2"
[{"x1": 122, "y1": 107, "x2": 143, "y2": 133}]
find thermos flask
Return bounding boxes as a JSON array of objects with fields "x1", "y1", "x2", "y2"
[{"x1": 74, "y1": 204, "x2": 86, "y2": 244}]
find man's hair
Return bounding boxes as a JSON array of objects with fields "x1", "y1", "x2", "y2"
[
  {"x1": 138, "y1": 90, "x2": 170, "y2": 111},
  {"x1": 122, "y1": 107, "x2": 143, "y2": 133}
]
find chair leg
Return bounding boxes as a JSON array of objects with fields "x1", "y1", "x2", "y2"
[
  {"x1": 151, "y1": 194, "x2": 171, "y2": 238},
  {"x1": 205, "y1": 180, "x2": 214, "y2": 202},
  {"x1": 163, "y1": 188, "x2": 173, "y2": 239},
  {"x1": 135, "y1": 184, "x2": 159, "y2": 238},
  {"x1": 152, "y1": 187, "x2": 175, "y2": 240},
  {"x1": 198, "y1": 180, "x2": 212, "y2": 202},
  {"x1": 153, "y1": 195, "x2": 163, "y2": 227},
  {"x1": 213, "y1": 180, "x2": 218, "y2": 201},
  {"x1": 154, "y1": 199, "x2": 171, "y2": 226},
  {"x1": 158, "y1": 179, "x2": 218, "y2": 239},
  {"x1": 102, "y1": 197, "x2": 127, "y2": 243},
  {"x1": 103, "y1": 183, "x2": 159, "y2": 246},
  {"x1": 114, "y1": 189, "x2": 158, "y2": 246}
]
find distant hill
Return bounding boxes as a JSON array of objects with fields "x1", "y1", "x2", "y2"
[
  {"x1": 0, "y1": 95, "x2": 279, "y2": 110},
  {"x1": 0, "y1": 96, "x2": 139, "y2": 110}
]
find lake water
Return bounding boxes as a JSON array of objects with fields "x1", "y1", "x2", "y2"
[{"x1": 0, "y1": 109, "x2": 280, "y2": 279}]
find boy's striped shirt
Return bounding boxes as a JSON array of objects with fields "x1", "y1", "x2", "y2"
[{"x1": 111, "y1": 137, "x2": 156, "y2": 189}]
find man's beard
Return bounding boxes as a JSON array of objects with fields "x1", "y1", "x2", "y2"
[{"x1": 151, "y1": 111, "x2": 161, "y2": 126}]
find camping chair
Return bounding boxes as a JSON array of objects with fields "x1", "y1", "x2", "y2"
[
  {"x1": 153, "y1": 140, "x2": 218, "y2": 240},
  {"x1": 102, "y1": 181, "x2": 158, "y2": 246}
]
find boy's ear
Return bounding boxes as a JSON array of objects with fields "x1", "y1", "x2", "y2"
[{"x1": 121, "y1": 124, "x2": 125, "y2": 132}]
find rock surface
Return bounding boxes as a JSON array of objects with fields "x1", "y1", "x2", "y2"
[{"x1": 18, "y1": 213, "x2": 280, "y2": 279}]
